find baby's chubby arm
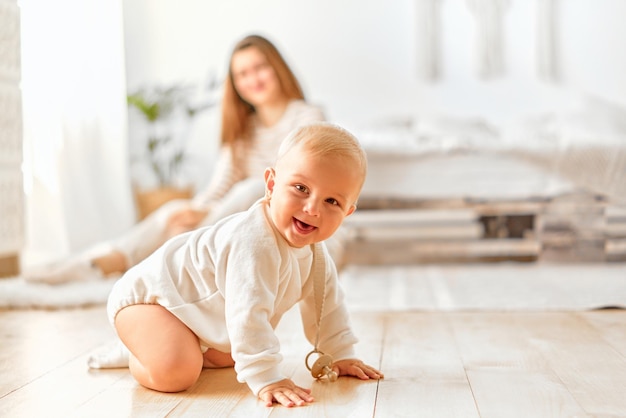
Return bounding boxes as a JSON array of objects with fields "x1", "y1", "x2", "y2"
[
  {"x1": 258, "y1": 378, "x2": 315, "y2": 407},
  {"x1": 332, "y1": 359, "x2": 384, "y2": 380}
]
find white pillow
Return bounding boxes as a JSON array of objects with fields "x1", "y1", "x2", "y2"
[{"x1": 412, "y1": 114, "x2": 501, "y2": 151}]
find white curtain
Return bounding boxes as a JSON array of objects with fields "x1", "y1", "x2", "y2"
[{"x1": 20, "y1": 0, "x2": 136, "y2": 264}]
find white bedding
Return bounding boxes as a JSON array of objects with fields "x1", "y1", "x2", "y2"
[
  {"x1": 357, "y1": 96, "x2": 626, "y2": 154},
  {"x1": 352, "y1": 94, "x2": 626, "y2": 203}
]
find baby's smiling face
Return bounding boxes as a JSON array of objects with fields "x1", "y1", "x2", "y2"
[{"x1": 264, "y1": 145, "x2": 362, "y2": 248}]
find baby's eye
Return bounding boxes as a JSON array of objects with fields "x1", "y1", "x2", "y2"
[
  {"x1": 325, "y1": 198, "x2": 339, "y2": 206},
  {"x1": 295, "y1": 184, "x2": 308, "y2": 193}
]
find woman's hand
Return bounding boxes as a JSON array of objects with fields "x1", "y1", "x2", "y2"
[
  {"x1": 166, "y1": 208, "x2": 208, "y2": 237},
  {"x1": 258, "y1": 379, "x2": 314, "y2": 407},
  {"x1": 332, "y1": 359, "x2": 384, "y2": 380}
]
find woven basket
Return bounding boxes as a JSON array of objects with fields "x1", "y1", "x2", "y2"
[{"x1": 134, "y1": 187, "x2": 193, "y2": 220}]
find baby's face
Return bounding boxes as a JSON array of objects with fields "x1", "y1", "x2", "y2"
[{"x1": 265, "y1": 146, "x2": 362, "y2": 248}]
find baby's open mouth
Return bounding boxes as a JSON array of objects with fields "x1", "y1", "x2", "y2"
[{"x1": 294, "y1": 218, "x2": 316, "y2": 234}]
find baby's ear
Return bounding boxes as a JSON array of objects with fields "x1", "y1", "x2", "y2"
[
  {"x1": 264, "y1": 167, "x2": 276, "y2": 193},
  {"x1": 345, "y1": 204, "x2": 357, "y2": 217}
]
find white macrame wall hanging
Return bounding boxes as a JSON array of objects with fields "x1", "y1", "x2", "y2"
[
  {"x1": 416, "y1": 0, "x2": 443, "y2": 81},
  {"x1": 0, "y1": 0, "x2": 24, "y2": 258},
  {"x1": 536, "y1": 0, "x2": 559, "y2": 81},
  {"x1": 466, "y1": 0, "x2": 510, "y2": 79},
  {"x1": 416, "y1": 0, "x2": 559, "y2": 82}
]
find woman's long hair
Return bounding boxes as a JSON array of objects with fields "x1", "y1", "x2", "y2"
[{"x1": 221, "y1": 34, "x2": 305, "y2": 146}]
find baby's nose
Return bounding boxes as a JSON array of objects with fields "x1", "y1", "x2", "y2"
[{"x1": 303, "y1": 199, "x2": 321, "y2": 216}]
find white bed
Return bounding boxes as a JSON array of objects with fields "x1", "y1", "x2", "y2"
[
  {"x1": 353, "y1": 94, "x2": 626, "y2": 206},
  {"x1": 343, "y1": 94, "x2": 626, "y2": 263}
]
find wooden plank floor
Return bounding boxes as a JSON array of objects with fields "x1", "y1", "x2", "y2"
[{"x1": 2, "y1": 275, "x2": 626, "y2": 417}]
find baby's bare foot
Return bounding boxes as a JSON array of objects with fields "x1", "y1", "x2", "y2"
[{"x1": 202, "y1": 348, "x2": 235, "y2": 368}]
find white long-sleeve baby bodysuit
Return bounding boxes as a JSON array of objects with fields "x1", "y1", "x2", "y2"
[{"x1": 107, "y1": 198, "x2": 358, "y2": 395}]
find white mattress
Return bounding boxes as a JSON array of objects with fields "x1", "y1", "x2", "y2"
[{"x1": 361, "y1": 151, "x2": 575, "y2": 202}]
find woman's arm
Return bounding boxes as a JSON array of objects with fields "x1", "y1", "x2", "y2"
[{"x1": 191, "y1": 143, "x2": 246, "y2": 210}]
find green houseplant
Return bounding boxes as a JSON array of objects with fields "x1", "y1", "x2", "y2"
[{"x1": 127, "y1": 82, "x2": 216, "y2": 218}]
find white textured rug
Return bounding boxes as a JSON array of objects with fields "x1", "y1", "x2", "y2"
[{"x1": 0, "y1": 276, "x2": 117, "y2": 309}]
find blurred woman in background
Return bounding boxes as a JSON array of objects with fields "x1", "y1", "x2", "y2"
[{"x1": 24, "y1": 34, "x2": 325, "y2": 284}]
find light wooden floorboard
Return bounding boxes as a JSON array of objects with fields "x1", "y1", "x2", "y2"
[
  {"x1": 2, "y1": 269, "x2": 626, "y2": 417},
  {"x1": 376, "y1": 313, "x2": 480, "y2": 417},
  {"x1": 450, "y1": 313, "x2": 588, "y2": 417},
  {"x1": 518, "y1": 313, "x2": 626, "y2": 416}
]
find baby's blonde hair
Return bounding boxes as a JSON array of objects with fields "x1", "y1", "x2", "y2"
[{"x1": 276, "y1": 122, "x2": 368, "y2": 190}]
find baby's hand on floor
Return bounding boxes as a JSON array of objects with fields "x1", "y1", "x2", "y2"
[
  {"x1": 333, "y1": 359, "x2": 384, "y2": 380},
  {"x1": 258, "y1": 379, "x2": 314, "y2": 407}
]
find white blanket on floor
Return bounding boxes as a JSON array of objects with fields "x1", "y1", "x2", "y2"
[{"x1": 0, "y1": 276, "x2": 116, "y2": 309}]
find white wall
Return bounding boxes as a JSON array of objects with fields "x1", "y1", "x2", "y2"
[{"x1": 122, "y1": 0, "x2": 626, "y2": 191}]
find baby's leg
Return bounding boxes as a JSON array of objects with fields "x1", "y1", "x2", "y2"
[
  {"x1": 202, "y1": 348, "x2": 235, "y2": 368},
  {"x1": 115, "y1": 304, "x2": 203, "y2": 392}
]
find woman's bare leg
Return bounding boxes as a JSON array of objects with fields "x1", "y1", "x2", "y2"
[{"x1": 115, "y1": 304, "x2": 204, "y2": 392}]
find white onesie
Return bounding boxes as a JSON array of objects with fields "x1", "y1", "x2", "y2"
[{"x1": 107, "y1": 198, "x2": 358, "y2": 395}]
